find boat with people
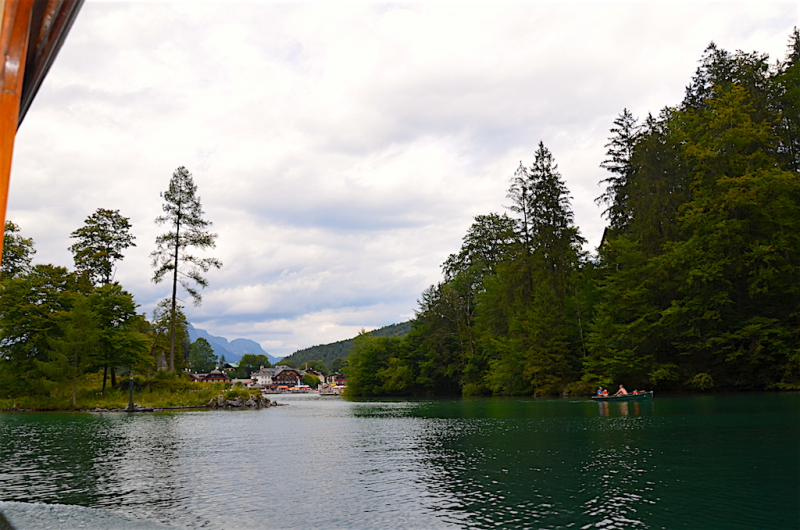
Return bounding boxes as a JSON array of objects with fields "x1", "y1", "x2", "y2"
[{"x1": 592, "y1": 391, "x2": 653, "y2": 402}]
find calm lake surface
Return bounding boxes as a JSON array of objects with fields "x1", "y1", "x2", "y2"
[{"x1": 0, "y1": 393, "x2": 797, "y2": 529}]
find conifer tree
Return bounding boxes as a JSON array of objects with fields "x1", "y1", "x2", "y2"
[
  {"x1": 151, "y1": 167, "x2": 222, "y2": 372},
  {"x1": 39, "y1": 296, "x2": 99, "y2": 408},
  {"x1": 597, "y1": 109, "x2": 640, "y2": 233}
]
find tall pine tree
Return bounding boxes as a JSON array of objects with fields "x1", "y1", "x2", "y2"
[{"x1": 151, "y1": 167, "x2": 221, "y2": 372}]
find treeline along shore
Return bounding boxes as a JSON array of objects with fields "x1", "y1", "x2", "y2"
[
  {"x1": 343, "y1": 34, "x2": 800, "y2": 397},
  {"x1": 2, "y1": 35, "x2": 800, "y2": 409}
]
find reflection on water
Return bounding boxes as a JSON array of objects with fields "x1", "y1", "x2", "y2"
[
  {"x1": 0, "y1": 394, "x2": 798, "y2": 529},
  {"x1": 597, "y1": 400, "x2": 652, "y2": 417}
]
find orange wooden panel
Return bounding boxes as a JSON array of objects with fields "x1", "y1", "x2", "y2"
[{"x1": 0, "y1": 0, "x2": 34, "y2": 262}]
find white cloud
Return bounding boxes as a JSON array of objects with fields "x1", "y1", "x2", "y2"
[{"x1": 7, "y1": 1, "x2": 796, "y2": 355}]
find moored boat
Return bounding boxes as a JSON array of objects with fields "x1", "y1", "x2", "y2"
[{"x1": 592, "y1": 391, "x2": 653, "y2": 402}]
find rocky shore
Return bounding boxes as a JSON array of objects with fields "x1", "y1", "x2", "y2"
[{"x1": 82, "y1": 394, "x2": 283, "y2": 413}]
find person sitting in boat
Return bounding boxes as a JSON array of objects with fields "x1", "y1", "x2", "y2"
[
  {"x1": 613, "y1": 385, "x2": 628, "y2": 396},
  {"x1": 632, "y1": 390, "x2": 638, "y2": 395},
  {"x1": 597, "y1": 387, "x2": 604, "y2": 396},
  {"x1": 602, "y1": 389, "x2": 609, "y2": 396}
]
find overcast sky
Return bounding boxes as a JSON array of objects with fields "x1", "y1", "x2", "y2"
[{"x1": 7, "y1": 1, "x2": 797, "y2": 356}]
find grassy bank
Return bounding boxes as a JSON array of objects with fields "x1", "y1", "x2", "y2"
[{"x1": 0, "y1": 371, "x2": 262, "y2": 411}]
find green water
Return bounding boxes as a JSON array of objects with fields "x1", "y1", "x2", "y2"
[{"x1": 0, "y1": 393, "x2": 797, "y2": 529}]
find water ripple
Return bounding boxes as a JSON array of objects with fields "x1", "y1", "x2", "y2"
[{"x1": 0, "y1": 394, "x2": 797, "y2": 529}]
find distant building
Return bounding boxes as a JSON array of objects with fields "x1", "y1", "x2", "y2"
[
  {"x1": 304, "y1": 369, "x2": 324, "y2": 381},
  {"x1": 250, "y1": 365, "x2": 305, "y2": 390},
  {"x1": 201, "y1": 369, "x2": 231, "y2": 383},
  {"x1": 326, "y1": 372, "x2": 346, "y2": 386}
]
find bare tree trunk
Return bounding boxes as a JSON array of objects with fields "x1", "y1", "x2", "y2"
[
  {"x1": 72, "y1": 346, "x2": 78, "y2": 408},
  {"x1": 168, "y1": 217, "x2": 181, "y2": 373}
]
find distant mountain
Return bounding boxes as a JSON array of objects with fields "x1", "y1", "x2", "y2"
[
  {"x1": 282, "y1": 321, "x2": 412, "y2": 370},
  {"x1": 188, "y1": 325, "x2": 281, "y2": 365}
]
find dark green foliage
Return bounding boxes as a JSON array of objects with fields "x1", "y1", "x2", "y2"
[
  {"x1": 0, "y1": 266, "x2": 150, "y2": 401},
  {"x1": 588, "y1": 37, "x2": 800, "y2": 390},
  {"x1": 344, "y1": 34, "x2": 800, "y2": 397},
  {"x1": 88, "y1": 283, "x2": 151, "y2": 392},
  {"x1": 596, "y1": 109, "x2": 639, "y2": 233},
  {"x1": 300, "y1": 359, "x2": 328, "y2": 374},
  {"x1": 0, "y1": 265, "x2": 83, "y2": 394},
  {"x1": 331, "y1": 357, "x2": 347, "y2": 373},
  {"x1": 302, "y1": 373, "x2": 320, "y2": 388},
  {"x1": 343, "y1": 333, "x2": 408, "y2": 396},
  {"x1": 232, "y1": 353, "x2": 271, "y2": 378},
  {"x1": 38, "y1": 296, "x2": 99, "y2": 407},
  {"x1": 2, "y1": 221, "x2": 35, "y2": 280},
  {"x1": 276, "y1": 359, "x2": 296, "y2": 368},
  {"x1": 188, "y1": 338, "x2": 217, "y2": 373},
  {"x1": 69, "y1": 208, "x2": 136, "y2": 286}
]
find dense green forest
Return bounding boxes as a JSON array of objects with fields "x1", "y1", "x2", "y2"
[
  {"x1": 282, "y1": 321, "x2": 411, "y2": 371},
  {"x1": 344, "y1": 34, "x2": 800, "y2": 397}
]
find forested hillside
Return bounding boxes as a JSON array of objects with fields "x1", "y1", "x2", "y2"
[
  {"x1": 282, "y1": 321, "x2": 412, "y2": 371},
  {"x1": 345, "y1": 34, "x2": 800, "y2": 397}
]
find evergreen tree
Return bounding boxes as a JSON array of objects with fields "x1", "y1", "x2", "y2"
[
  {"x1": 39, "y1": 296, "x2": 99, "y2": 408},
  {"x1": 597, "y1": 109, "x2": 640, "y2": 233},
  {"x1": 151, "y1": 167, "x2": 222, "y2": 372},
  {"x1": 69, "y1": 208, "x2": 136, "y2": 286},
  {"x1": 1, "y1": 221, "x2": 35, "y2": 280}
]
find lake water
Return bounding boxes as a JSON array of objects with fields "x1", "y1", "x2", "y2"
[{"x1": 0, "y1": 393, "x2": 797, "y2": 529}]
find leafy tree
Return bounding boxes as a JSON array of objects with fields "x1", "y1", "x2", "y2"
[
  {"x1": 302, "y1": 373, "x2": 321, "y2": 388},
  {"x1": 331, "y1": 357, "x2": 347, "y2": 373},
  {"x1": 301, "y1": 359, "x2": 328, "y2": 374},
  {"x1": 235, "y1": 353, "x2": 271, "y2": 378},
  {"x1": 88, "y1": 283, "x2": 151, "y2": 392},
  {"x1": 277, "y1": 359, "x2": 296, "y2": 368},
  {"x1": 775, "y1": 28, "x2": 800, "y2": 172},
  {"x1": 2, "y1": 221, "x2": 35, "y2": 280},
  {"x1": 443, "y1": 213, "x2": 518, "y2": 285},
  {"x1": 151, "y1": 166, "x2": 222, "y2": 372},
  {"x1": 69, "y1": 208, "x2": 136, "y2": 286},
  {"x1": 39, "y1": 295, "x2": 99, "y2": 407},
  {"x1": 662, "y1": 83, "x2": 800, "y2": 387},
  {"x1": 0, "y1": 265, "x2": 83, "y2": 393},
  {"x1": 218, "y1": 354, "x2": 227, "y2": 368},
  {"x1": 344, "y1": 333, "x2": 406, "y2": 396},
  {"x1": 188, "y1": 338, "x2": 217, "y2": 373}
]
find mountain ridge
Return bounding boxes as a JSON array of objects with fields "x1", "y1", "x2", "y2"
[
  {"x1": 282, "y1": 321, "x2": 412, "y2": 370},
  {"x1": 187, "y1": 325, "x2": 281, "y2": 365}
]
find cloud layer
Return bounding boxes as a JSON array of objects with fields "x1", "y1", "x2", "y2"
[{"x1": 8, "y1": 1, "x2": 796, "y2": 355}]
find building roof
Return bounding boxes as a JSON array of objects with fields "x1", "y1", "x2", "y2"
[{"x1": 251, "y1": 366, "x2": 306, "y2": 377}]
